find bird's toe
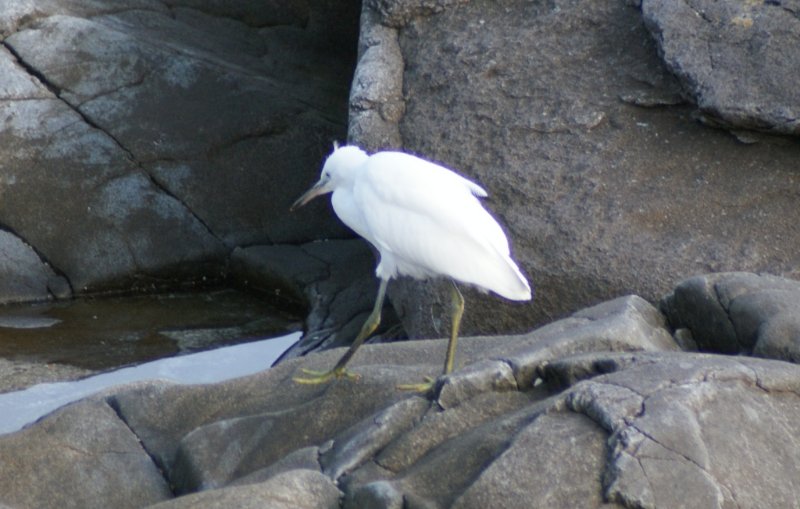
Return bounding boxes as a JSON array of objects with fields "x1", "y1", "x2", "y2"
[
  {"x1": 292, "y1": 367, "x2": 360, "y2": 385},
  {"x1": 396, "y1": 376, "x2": 436, "y2": 393}
]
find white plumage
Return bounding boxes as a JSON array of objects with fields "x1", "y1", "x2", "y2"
[
  {"x1": 307, "y1": 145, "x2": 530, "y2": 299},
  {"x1": 290, "y1": 144, "x2": 531, "y2": 389}
]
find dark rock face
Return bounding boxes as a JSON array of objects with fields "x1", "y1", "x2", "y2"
[
  {"x1": 231, "y1": 239, "x2": 403, "y2": 361},
  {"x1": 348, "y1": 0, "x2": 800, "y2": 340},
  {"x1": 642, "y1": 0, "x2": 800, "y2": 135},
  {"x1": 2, "y1": 279, "x2": 800, "y2": 508},
  {"x1": 0, "y1": 1, "x2": 359, "y2": 297},
  {"x1": 662, "y1": 271, "x2": 800, "y2": 360}
]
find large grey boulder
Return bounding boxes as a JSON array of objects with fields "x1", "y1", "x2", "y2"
[
  {"x1": 345, "y1": 0, "x2": 800, "y2": 341},
  {"x1": 545, "y1": 352, "x2": 800, "y2": 509},
  {"x1": 661, "y1": 271, "x2": 800, "y2": 361},
  {"x1": 0, "y1": 398, "x2": 172, "y2": 509},
  {"x1": 2, "y1": 281, "x2": 800, "y2": 508},
  {"x1": 642, "y1": 0, "x2": 800, "y2": 135},
  {"x1": 0, "y1": 0, "x2": 357, "y2": 296}
]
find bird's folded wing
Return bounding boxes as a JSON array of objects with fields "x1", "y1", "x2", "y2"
[{"x1": 352, "y1": 152, "x2": 529, "y2": 299}]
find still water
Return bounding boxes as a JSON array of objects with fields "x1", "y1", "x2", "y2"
[
  {"x1": 0, "y1": 288, "x2": 304, "y2": 434},
  {"x1": 0, "y1": 288, "x2": 302, "y2": 370}
]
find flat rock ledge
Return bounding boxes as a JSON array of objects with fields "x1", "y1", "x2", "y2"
[{"x1": 1, "y1": 272, "x2": 800, "y2": 509}]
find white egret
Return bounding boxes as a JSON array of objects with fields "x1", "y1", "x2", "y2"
[{"x1": 290, "y1": 144, "x2": 531, "y2": 391}]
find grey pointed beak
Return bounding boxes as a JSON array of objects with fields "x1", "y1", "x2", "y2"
[{"x1": 290, "y1": 180, "x2": 327, "y2": 211}]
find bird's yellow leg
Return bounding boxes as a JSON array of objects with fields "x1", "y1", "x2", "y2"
[
  {"x1": 293, "y1": 278, "x2": 388, "y2": 385},
  {"x1": 398, "y1": 281, "x2": 464, "y2": 393},
  {"x1": 444, "y1": 281, "x2": 464, "y2": 375}
]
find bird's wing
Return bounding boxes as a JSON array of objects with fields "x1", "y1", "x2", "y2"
[
  {"x1": 358, "y1": 152, "x2": 507, "y2": 251},
  {"x1": 353, "y1": 152, "x2": 529, "y2": 299},
  {"x1": 462, "y1": 176, "x2": 488, "y2": 198}
]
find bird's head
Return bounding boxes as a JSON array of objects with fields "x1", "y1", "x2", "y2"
[{"x1": 290, "y1": 144, "x2": 368, "y2": 211}]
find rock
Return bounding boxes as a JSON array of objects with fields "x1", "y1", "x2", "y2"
[
  {"x1": 0, "y1": 398, "x2": 171, "y2": 509},
  {"x1": 3, "y1": 278, "x2": 800, "y2": 507},
  {"x1": 229, "y1": 446, "x2": 322, "y2": 487},
  {"x1": 231, "y1": 240, "x2": 404, "y2": 361},
  {"x1": 145, "y1": 469, "x2": 342, "y2": 509},
  {"x1": 388, "y1": 399, "x2": 542, "y2": 508},
  {"x1": 499, "y1": 294, "x2": 679, "y2": 389},
  {"x1": 0, "y1": 357, "x2": 91, "y2": 394},
  {"x1": 320, "y1": 396, "x2": 430, "y2": 480},
  {"x1": 0, "y1": 0, "x2": 358, "y2": 296},
  {"x1": 1, "y1": 1, "x2": 799, "y2": 504},
  {"x1": 661, "y1": 272, "x2": 800, "y2": 361},
  {"x1": 346, "y1": 0, "x2": 800, "y2": 342},
  {"x1": 348, "y1": 7, "x2": 406, "y2": 150},
  {"x1": 450, "y1": 412, "x2": 609, "y2": 509},
  {"x1": 660, "y1": 273, "x2": 739, "y2": 353},
  {"x1": 563, "y1": 353, "x2": 800, "y2": 508},
  {"x1": 435, "y1": 359, "x2": 517, "y2": 410},
  {"x1": 164, "y1": 366, "x2": 430, "y2": 494},
  {"x1": 0, "y1": 18, "x2": 226, "y2": 293},
  {"x1": 642, "y1": 0, "x2": 800, "y2": 134},
  {"x1": 108, "y1": 356, "x2": 432, "y2": 493},
  {"x1": 0, "y1": 229, "x2": 70, "y2": 303},
  {"x1": 345, "y1": 480, "x2": 404, "y2": 509}
]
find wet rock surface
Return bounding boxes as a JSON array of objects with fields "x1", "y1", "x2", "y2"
[{"x1": 2, "y1": 274, "x2": 799, "y2": 508}]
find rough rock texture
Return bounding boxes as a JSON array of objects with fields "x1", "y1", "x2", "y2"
[
  {"x1": 662, "y1": 271, "x2": 800, "y2": 361},
  {"x1": 0, "y1": 0, "x2": 359, "y2": 298},
  {"x1": 345, "y1": 0, "x2": 800, "y2": 341},
  {"x1": 0, "y1": 229, "x2": 69, "y2": 303},
  {"x1": 4, "y1": 276, "x2": 800, "y2": 508},
  {"x1": 145, "y1": 469, "x2": 342, "y2": 509},
  {"x1": 0, "y1": 357, "x2": 91, "y2": 393},
  {"x1": 0, "y1": 398, "x2": 172, "y2": 509},
  {"x1": 642, "y1": 0, "x2": 800, "y2": 135},
  {"x1": 551, "y1": 352, "x2": 800, "y2": 509}
]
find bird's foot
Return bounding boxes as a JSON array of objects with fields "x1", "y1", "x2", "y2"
[
  {"x1": 293, "y1": 367, "x2": 360, "y2": 385},
  {"x1": 396, "y1": 376, "x2": 436, "y2": 393}
]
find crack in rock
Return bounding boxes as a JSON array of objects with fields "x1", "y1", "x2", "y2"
[
  {"x1": 0, "y1": 219, "x2": 74, "y2": 297},
  {"x1": 106, "y1": 395, "x2": 177, "y2": 496},
  {"x1": 4, "y1": 19, "x2": 224, "y2": 251}
]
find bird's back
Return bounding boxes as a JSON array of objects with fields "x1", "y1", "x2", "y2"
[{"x1": 353, "y1": 151, "x2": 531, "y2": 301}]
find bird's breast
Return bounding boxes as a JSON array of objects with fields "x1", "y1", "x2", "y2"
[{"x1": 331, "y1": 188, "x2": 373, "y2": 243}]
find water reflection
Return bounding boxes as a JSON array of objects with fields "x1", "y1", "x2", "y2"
[
  {"x1": 0, "y1": 288, "x2": 305, "y2": 434},
  {"x1": 0, "y1": 288, "x2": 302, "y2": 370}
]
